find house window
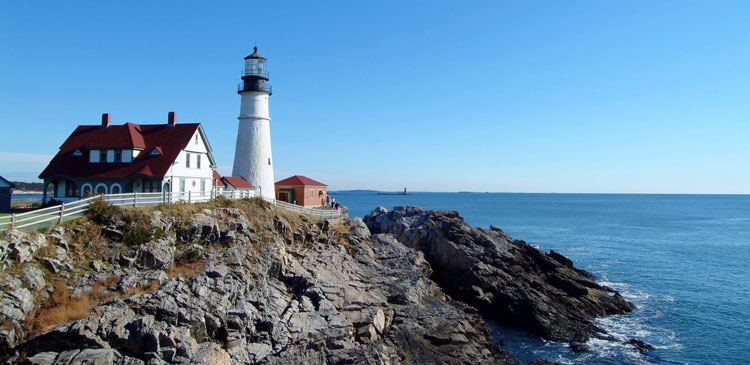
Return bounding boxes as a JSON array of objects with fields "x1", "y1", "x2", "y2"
[
  {"x1": 186, "y1": 153, "x2": 191, "y2": 168},
  {"x1": 66, "y1": 180, "x2": 79, "y2": 197},
  {"x1": 111, "y1": 185, "x2": 120, "y2": 194},
  {"x1": 309, "y1": 189, "x2": 313, "y2": 199},
  {"x1": 192, "y1": 180, "x2": 196, "y2": 187},
  {"x1": 195, "y1": 135, "x2": 199, "y2": 145},
  {"x1": 200, "y1": 180, "x2": 206, "y2": 193},
  {"x1": 114, "y1": 150, "x2": 121, "y2": 162},
  {"x1": 90, "y1": 150, "x2": 99, "y2": 163},
  {"x1": 179, "y1": 179, "x2": 185, "y2": 192},
  {"x1": 106, "y1": 150, "x2": 114, "y2": 163},
  {"x1": 100, "y1": 150, "x2": 106, "y2": 163},
  {"x1": 73, "y1": 149, "x2": 83, "y2": 157},
  {"x1": 196, "y1": 155, "x2": 201, "y2": 169}
]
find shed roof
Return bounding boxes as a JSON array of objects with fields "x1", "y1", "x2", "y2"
[
  {"x1": 212, "y1": 170, "x2": 225, "y2": 187},
  {"x1": 275, "y1": 175, "x2": 327, "y2": 187},
  {"x1": 222, "y1": 177, "x2": 255, "y2": 190}
]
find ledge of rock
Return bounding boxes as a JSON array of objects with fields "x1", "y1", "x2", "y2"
[{"x1": 364, "y1": 206, "x2": 634, "y2": 342}]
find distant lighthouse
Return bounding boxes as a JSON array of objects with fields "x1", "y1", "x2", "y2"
[{"x1": 232, "y1": 47, "x2": 275, "y2": 199}]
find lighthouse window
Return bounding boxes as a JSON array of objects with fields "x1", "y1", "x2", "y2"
[{"x1": 268, "y1": 158, "x2": 271, "y2": 165}]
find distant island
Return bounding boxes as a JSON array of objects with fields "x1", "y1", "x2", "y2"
[{"x1": 10, "y1": 181, "x2": 45, "y2": 193}]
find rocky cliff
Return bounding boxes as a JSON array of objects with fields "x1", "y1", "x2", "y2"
[
  {"x1": 0, "y1": 199, "x2": 635, "y2": 364},
  {"x1": 364, "y1": 206, "x2": 635, "y2": 345}
]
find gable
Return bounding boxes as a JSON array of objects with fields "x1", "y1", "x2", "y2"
[{"x1": 0, "y1": 176, "x2": 12, "y2": 188}]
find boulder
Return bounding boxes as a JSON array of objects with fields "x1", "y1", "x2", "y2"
[
  {"x1": 20, "y1": 264, "x2": 46, "y2": 291},
  {"x1": 349, "y1": 217, "x2": 370, "y2": 239},
  {"x1": 136, "y1": 239, "x2": 175, "y2": 270}
]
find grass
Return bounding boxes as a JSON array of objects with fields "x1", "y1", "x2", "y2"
[
  {"x1": 26, "y1": 275, "x2": 160, "y2": 337},
  {"x1": 167, "y1": 260, "x2": 206, "y2": 279}
]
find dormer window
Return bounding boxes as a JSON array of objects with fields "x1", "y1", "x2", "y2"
[{"x1": 72, "y1": 149, "x2": 83, "y2": 157}]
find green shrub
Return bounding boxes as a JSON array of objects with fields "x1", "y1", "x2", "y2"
[
  {"x1": 86, "y1": 198, "x2": 121, "y2": 224},
  {"x1": 122, "y1": 222, "x2": 164, "y2": 247}
]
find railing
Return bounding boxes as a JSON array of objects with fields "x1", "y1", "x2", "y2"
[
  {"x1": 0, "y1": 190, "x2": 342, "y2": 233},
  {"x1": 237, "y1": 82, "x2": 272, "y2": 94}
]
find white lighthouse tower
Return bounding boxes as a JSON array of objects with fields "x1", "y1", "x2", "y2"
[{"x1": 232, "y1": 47, "x2": 275, "y2": 199}]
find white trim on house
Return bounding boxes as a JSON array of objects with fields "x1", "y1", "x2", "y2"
[{"x1": 81, "y1": 183, "x2": 93, "y2": 197}]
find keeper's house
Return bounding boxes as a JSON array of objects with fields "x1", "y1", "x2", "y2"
[
  {"x1": 39, "y1": 112, "x2": 216, "y2": 204},
  {"x1": 274, "y1": 175, "x2": 328, "y2": 207}
]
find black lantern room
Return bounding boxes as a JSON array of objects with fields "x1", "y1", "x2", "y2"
[{"x1": 238, "y1": 47, "x2": 272, "y2": 95}]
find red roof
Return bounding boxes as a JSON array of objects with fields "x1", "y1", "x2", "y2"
[
  {"x1": 212, "y1": 170, "x2": 225, "y2": 187},
  {"x1": 40, "y1": 122, "x2": 207, "y2": 179},
  {"x1": 275, "y1": 175, "x2": 327, "y2": 187},
  {"x1": 221, "y1": 177, "x2": 255, "y2": 189}
]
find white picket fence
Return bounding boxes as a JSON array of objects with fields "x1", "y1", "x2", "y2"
[{"x1": 0, "y1": 190, "x2": 342, "y2": 232}]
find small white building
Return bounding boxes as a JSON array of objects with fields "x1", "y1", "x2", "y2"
[{"x1": 39, "y1": 112, "x2": 217, "y2": 204}]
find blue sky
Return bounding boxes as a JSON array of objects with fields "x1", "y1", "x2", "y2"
[{"x1": 1, "y1": 1, "x2": 748, "y2": 193}]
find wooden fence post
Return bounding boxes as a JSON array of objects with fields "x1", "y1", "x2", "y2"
[{"x1": 58, "y1": 203, "x2": 65, "y2": 224}]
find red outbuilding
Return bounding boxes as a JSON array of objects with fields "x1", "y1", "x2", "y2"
[{"x1": 274, "y1": 175, "x2": 328, "y2": 207}]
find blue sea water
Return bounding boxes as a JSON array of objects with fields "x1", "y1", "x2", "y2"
[{"x1": 333, "y1": 192, "x2": 750, "y2": 364}]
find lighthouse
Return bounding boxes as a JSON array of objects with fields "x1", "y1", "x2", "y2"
[{"x1": 232, "y1": 47, "x2": 275, "y2": 199}]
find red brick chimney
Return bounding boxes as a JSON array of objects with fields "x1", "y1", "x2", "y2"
[
  {"x1": 102, "y1": 113, "x2": 110, "y2": 127},
  {"x1": 168, "y1": 111, "x2": 176, "y2": 126}
]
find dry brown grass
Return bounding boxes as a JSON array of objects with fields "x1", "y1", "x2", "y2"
[
  {"x1": 167, "y1": 260, "x2": 206, "y2": 279},
  {"x1": 27, "y1": 275, "x2": 160, "y2": 337},
  {"x1": 33, "y1": 244, "x2": 58, "y2": 261}
]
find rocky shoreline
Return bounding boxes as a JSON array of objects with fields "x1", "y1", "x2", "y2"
[{"x1": 0, "y1": 199, "x2": 643, "y2": 364}]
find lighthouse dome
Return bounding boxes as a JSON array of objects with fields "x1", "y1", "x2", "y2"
[{"x1": 244, "y1": 46, "x2": 266, "y2": 60}]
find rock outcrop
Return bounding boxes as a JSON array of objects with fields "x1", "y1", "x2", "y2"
[
  {"x1": 364, "y1": 206, "x2": 634, "y2": 342},
  {"x1": 0, "y1": 199, "x2": 639, "y2": 364},
  {"x1": 0, "y1": 201, "x2": 519, "y2": 364}
]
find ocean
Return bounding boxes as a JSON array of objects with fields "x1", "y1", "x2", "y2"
[{"x1": 332, "y1": 192, "x2": 750, "y2": 364}]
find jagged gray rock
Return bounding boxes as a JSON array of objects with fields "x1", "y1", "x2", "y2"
[
  {"x1": 13, "y1": 207, "x2": 518, "y2": 364},
  {"x1": 1, "y1": 202, "x2": 637, "y2": 364},
  {"x1": 364, "y1": 206, "x2": 634, "y2": 342},
  {"x1": 136, "y1": 238, "x2": 175, "y2": 270}
]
